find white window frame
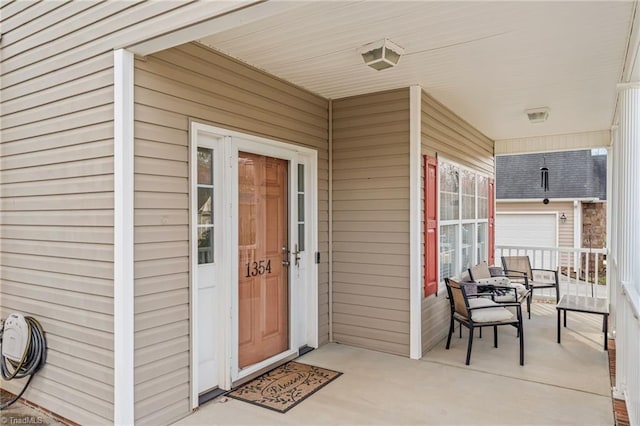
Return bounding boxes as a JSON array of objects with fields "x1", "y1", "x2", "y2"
[{"x1": 438, "y1": 159, "x2": 490, "y2": 288}]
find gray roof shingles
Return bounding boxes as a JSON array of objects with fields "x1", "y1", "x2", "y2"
[{"x1": 496, "y1": 150, "x2": 607, "y2": 200}]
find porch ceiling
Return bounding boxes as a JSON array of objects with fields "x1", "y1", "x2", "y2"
[{"x1": 198, "y1": 1, "x2": 635, "y2": 141}]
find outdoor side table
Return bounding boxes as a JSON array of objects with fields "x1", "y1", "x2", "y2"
[{"x1": 556, "y1": 295, "x2": 609, "y2": 350}]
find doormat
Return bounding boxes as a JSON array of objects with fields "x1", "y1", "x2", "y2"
[{"x1": 227, "y1": 361, "x2": 342, "y2": 413}]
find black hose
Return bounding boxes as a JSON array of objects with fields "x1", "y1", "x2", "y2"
[{"x1": 0, "y1": 316, "x2": 47, "y2": 409}]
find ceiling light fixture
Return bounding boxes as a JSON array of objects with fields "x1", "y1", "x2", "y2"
[
  {"x1": 525, "y1": 107, "x2": 550, "y2": 123},
  {"x1": 360, "y1": 38, "x2": 405, "y2": 71}
]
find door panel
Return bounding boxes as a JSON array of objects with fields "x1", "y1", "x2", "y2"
[
  {"x1": 238, "y1": 152, "x2": 289, "y2": 369},
  {"x1": 264, "y1": 275, "x2": 283, "y2": 334}
]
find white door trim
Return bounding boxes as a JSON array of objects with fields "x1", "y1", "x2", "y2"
[{"x1": 189, "y1": 122, "x2": 318, "y2": 402}]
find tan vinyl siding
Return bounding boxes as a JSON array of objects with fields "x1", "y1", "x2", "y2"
[
  {"x1": 0, "y1": 2, "x2": 124, "y2": 424},
  {"x1": 0, "y1": 2, "x2": 248, "y2": 424},
  {"x1": 331, "y1": 88, "x2": 410, "y2": 357},
  {"x1": 133, "y1": 42, "x2": 329, "y2": 424},
  {"x1": 421, "y1": 294, "x2": 450, "y2": 351},
  {"x1": 497, "y1": 201, "x2": 575, "y2": 248},
  {"x1": 0, "y1": 46, "x2": 115, "y2": 424},
  {"x1": 0, "y1": 0, "x2": 122, "y2": 419},
  {"x1": 421, "y1": 91, "x2": 494, "y2": 175},
  {"x1": 420, "y1": 89, "x2": 495, "y2": 354}
]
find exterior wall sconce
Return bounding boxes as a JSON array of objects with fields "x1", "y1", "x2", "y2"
[
  {"x1": 560, "y1": 212, "x2": 567, "y2": 224},
  {"x1": 360, "y1": 38, "x2": 405, "y2": 71}
]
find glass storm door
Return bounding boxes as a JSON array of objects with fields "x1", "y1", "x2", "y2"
[{"x1": 238, "y1": 152, "x2": 289, "y2": 369}]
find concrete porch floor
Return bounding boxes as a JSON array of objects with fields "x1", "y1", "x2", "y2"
[{"x1": 176, "y1": 303, "x2": 613, "y2": 425}]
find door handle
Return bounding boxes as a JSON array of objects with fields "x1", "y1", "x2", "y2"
[
  {"x1": 282, "y1": 246, "x2": 290, "y2": 267},
  {"x1": 292, "y1": 244, "x2": 301, "y2": 267}
]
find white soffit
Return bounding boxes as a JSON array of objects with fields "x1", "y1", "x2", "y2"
[
  {"x1": 197, "y1": 1, "x2": 634, "y2": 141},
  {"x1": 128, "y1": 1, "x2": 300, "y2": 56},
  {"x1": 622, "y1": 0, "x2": 640, "y2": 82},
  {"x1": 495, "y1": 130, "x2": 612, "y2": 156}
]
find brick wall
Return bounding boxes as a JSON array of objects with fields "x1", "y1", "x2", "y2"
[{"x1": 582, "y1": 202, "x2": 606, "y2": 278}]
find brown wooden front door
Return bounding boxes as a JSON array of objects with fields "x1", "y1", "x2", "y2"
[{"x1": 238, "y1": 152, "x2": 289, "y2": 369}]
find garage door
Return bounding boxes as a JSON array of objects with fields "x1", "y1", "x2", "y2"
[{"x1": 496, "y1": 213, "x2": 557, "y2": 268}]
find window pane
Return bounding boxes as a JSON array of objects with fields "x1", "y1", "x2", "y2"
[
  {"x1": 298, "y1": 164, "x2": 305, "y2": 252},
  {"x1": 298, "y1": 164, "x2": 305, "y2": 191},
  {"x1": 197, "y1": 148, "x2": 213, "y2": 185},
  {"x1": 298, "y1": 194, "x2": 305, "y2": 222},
  {"x1": 198, "y1": 226, "x2": 214, "y2": 264},
  {"x1": 461, "y1": 223, "x2": 475, "y2": 273},
  {"x1": 477, "y1": 223, "x2": 487, "y2": 264},
  {"x1": 440, "y1": 224, "x2": 458, "y2": 281},
  {"x1": 197, "y1": 147, "x2": 214, "y2": 264},
  {"x1": 298, "y1": 223, "x2": 305, "y2": 252},
  {"x1": 461, "y1": 169, "x2": 476, "y2": 220},
  {"x1": 439, "y1": 163, "x2": 459, "y2": 220},
  {"x1": 477, "y1": 176, "x2": 489, "y2": 219},
  {"x1": 198, "y1": 187, "x2": 213, "y2": 225}
]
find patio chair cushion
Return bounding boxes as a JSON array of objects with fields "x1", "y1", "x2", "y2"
[
  {"x1": 475, "y1": 276, "x2": 510, "y2": 286},
  {"x1": 469, "y1": 263, "x2": 519, "y2": 291},
  {"x1": 450, "y1": 276, "x2": 478, "y2": 295},
  {"x1": 460, "y1": 281, "x2": 478, "y2": 296},
  {"x1": 476, "y1": 276, "x2": 526, "y2": 292},
  {"x1": 468, "y1": 298, "x2": 514, "y2": 322},
  {"x1": 493, "y1": 294, "x2": 517, "y2": 303},
  {"x1": 510, "y1": 282, "x2": 527, "y2": 295},
  {"x1": 490, "y1": 282, "x2": 528, "y2": 302},
  {"x1": 469, "y1": 262, "x2": 494, "y2": 280}
]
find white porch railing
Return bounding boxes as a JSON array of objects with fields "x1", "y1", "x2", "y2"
[
  {"x1": 616, "y1": 280, "x2": 640, "y2": 426},
  {"x1": 495, "y1": 245, "x2": 608, "y2": 300}
]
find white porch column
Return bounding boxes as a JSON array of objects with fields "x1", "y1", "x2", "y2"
[
  {"x1": 114, "y1": 49, "x2": 135, "y2": 425},
  {"x1": 616, "y1": 83, "x2": 640, "y2": 283},
  {"x1": 614, "y1": 82, "x2": 640, "y2": 401},
  {"x1": 409, "y1": 85, "x2": 422, "y2": 359},
  {"x1": 607, "y1": 128, "x2": 617, "y2": 334}
]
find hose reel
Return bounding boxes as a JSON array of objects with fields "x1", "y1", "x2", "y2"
[{"x1": 0, "y1": 313, "x2": 47, "y2": 409}]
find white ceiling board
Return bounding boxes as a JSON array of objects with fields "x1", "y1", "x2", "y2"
[
  {"x1": 198, "y1": 1, "x2": 635, "y2": 140},
  {"x1": 495, "y1": 130, "x2": 611, "y2": 156}
]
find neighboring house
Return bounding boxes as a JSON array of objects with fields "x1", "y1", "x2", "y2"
[
  {"x1": 495, "y1": 150, "x2": 607, "y2": 273},
  {"x1": 1, "y1": 2, "x2": 639, "y2": 426}
]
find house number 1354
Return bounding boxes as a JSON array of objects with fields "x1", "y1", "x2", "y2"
[{"x1": 245, "y1": 259, "x2": 272, "y2": 277}]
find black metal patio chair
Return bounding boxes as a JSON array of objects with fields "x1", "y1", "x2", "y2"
[
  {"x1": 445, "y1": 277, "x2": 524, "y2": 366},
  {"x1": 501, "y1": 255, "x2": 560, "y2": 303}
]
